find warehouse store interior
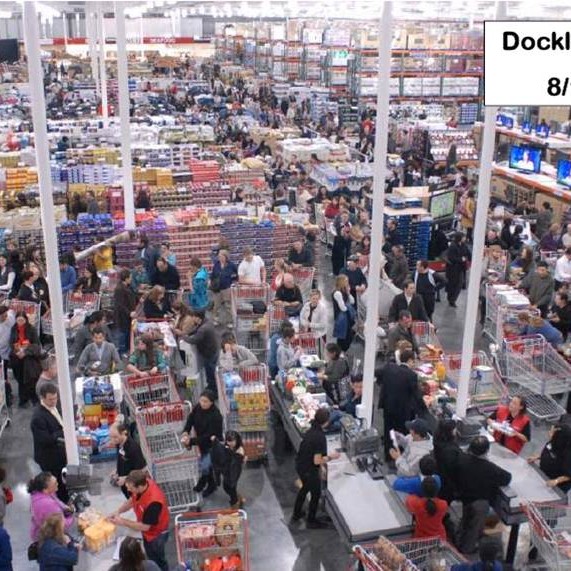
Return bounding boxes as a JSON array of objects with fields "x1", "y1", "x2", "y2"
[{"x1": 1, "y1": 1, "x2": 571, "y2": 570}]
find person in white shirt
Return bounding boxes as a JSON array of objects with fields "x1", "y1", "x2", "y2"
[
  {"x1": 0, "y1": 307, "x2": 14, "y2": 405},
  {"x1": 237, "y1": 247, "x2": 266, "y2": 285},
  {"x1": 554, "y1": 247, "x2": 571, "y2": 290},
  {"x1": 300, "y1": 289, "x2": 328, "y2": 340},
  {"x1": 562, "y1": 224, "x2": 571, "y2": 250},
  {"x1": 0, "y1": 254, "x2": 15, "y2": 294}
]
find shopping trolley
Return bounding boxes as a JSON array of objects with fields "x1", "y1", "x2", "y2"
[
  {"x1": 268, "y1": 303, "x2": 288, "y2": 335},
  {"x1": 353, "y1": 537, "x2": 466, "y2": 571},
  {"x1": 121, "y1": 373, "x2": 180, "y2": 419},
  {"x1": 504, "y1": 335, "x2": 571, "y2": 395},
  {"x1": 175, "y1": 509, "x2": 249, "y2": 570},
  {"x1": 154, "y1": 456, "x2": 201, "y2": 514},
  {"x1": 492, "y1": 347, "x2": 565, "y2": 422},
  {"x1": 290, "y1": 266, "x2": 315, "y2": 301},
  {"x1": 64, "y1": 291, "x2": 101, "y2": 313},
  {"x1": 524, "y1": 502, "x2": 571, "y2": 570},
  {"x1": 442, "y1": 352, "x2": 507, "y2": 412},
  {"x1": 136, "y1": 401, "x2": 193, "y2": 466},
  {"x1": 231, "y1": 284, "x2": 270, "y2": 362},
  {"x1": 217, "y1": 364, "x2": 270, "y2": 462},
  {"x1": 411, "y1": 321, "x2": 443, "y2": 362}
]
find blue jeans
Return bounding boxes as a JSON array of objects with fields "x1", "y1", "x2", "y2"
[
  {"x1": 199, "y1": 452, "x2": 212, "y2": 476},
  {"x1": 203, "y1": 356, "x2": 218, "y2": 395},
  {"x1": 144, "y1": 532, "x2": 169, "y2": 571},
  {"x1": 115, "y1": 328, "x2": 130, "y2": 355},
  {"x1": 328, "y1": 409, "x2": 344, "y2": 432}
]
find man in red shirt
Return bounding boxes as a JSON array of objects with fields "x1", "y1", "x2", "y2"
[{"x1": 109, "y1": 470, "x2": 170, "y2": 571}]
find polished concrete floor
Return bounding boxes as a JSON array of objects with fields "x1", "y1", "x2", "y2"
[{"x1": 0, "y1": 257, "x2": 547, "y2": 570}]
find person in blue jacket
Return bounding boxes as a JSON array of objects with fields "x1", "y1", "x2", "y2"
[
  {"x1": 38, "y1": 513, "x2": 79, "y2": 571},
  {"x1": 268, "y1": 320, "x2": 294, "y2": 378},
  {"x1": 58, "y1": 258, "x2": 77, "y2": 294},
  {"x1": 518, "y1": 313, "x2": 563, "y2": 349},
  {"x1": 0, "y1": 524, "x2": 12, "y2": 571},
  {"x1": 393, "y1": 454, "x2": 442, "y2": 496},
  {"x1": 188, "y1": 257, "x2": 209, "y2": 312}
]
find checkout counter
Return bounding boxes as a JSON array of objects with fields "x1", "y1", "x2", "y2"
[{"x1": 270, "y1": 372, "x2": 415, "y2": 543}]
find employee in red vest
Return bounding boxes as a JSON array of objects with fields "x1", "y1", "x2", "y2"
[
  {"x1": 487, "y1": 396, "x2": 531, "y2": 455},
  {"x1": 109, "y1": 469, "x2": 170, "y2": 571}
]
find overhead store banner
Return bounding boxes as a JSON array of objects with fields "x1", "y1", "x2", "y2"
[{"x1": 485, "y1": 21, "x2": 571, "y2": 105}]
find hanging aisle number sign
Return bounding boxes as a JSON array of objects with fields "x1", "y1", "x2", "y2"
[{"x1": 485, "y1": 21, "x2": 571, "y2": 105}]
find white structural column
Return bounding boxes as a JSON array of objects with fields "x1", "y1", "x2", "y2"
[
  {"x1": 115, "y1": 2, "x2": 136, "y2": 230},
  {"x1": 456, "y1": 2, "x2": 505, "y2": 417},
  {"x1": 361, "y1": 2, "x2": 393, "y2": 428},
  {"x1": 23, "y1": 1, "x2": 79, "y2": 465},
  {"x1": 97, "y1": 1, "x2": 109, "y2": 119},
  {"x1": 86, "y1": 6, "x2": 100, "y2": 97}
]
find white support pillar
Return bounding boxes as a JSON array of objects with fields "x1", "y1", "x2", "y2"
[
  {"x1": 115, "y1": 2, "x2": 135, "y2": 230},
  {"x1": 86, "y1": 6, "x2": 100, "y2": 97},
  {"x1": 361, "y1": 2, "x2": 393, "y2": 428},
  {"x1": 97, "y1": 1, "x2": 109, "y2": 119},
  {"x1": 456, "y1": 1, "x2": 505, "y2": 417},
  {"x1": 23, "y1": 1, "x2": 79, "y2": 466}
]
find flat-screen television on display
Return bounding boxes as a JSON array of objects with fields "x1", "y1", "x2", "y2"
[
  {"x1": 557, "y1": 159, "x2": 571, "y2": 188},
  {"x1": 496, "y1": 114, "x2": 514, "y2": 129},
  {"x1": 0, "y1": 40, "x2": 19, "y2": 63},
  {"x1": 429, "y1": 189, "x2": 456, "y2": 219},
  {"x1": 521, "y1": 121, "x2": 532, "y2": 134},
  {"x1": 508, "y1": 145, "x2": 542, "y2": 174},
  {"x1": 536, "y1": 124, "x2": 550, "y2": 138}
]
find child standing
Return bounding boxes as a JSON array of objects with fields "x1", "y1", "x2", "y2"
[
  {"x1": 211, "y1": 431, "x2": 246, "y2": 508},
  {"x1": 405, "y1": 476, "x2": 448, "y2": 540}
]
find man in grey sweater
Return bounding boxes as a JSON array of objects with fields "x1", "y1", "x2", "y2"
[
  {"x1": 77, "y1": 327, "x2": 122, "y2": 376},
  {"x1": 519, "y1": 261, "x2": 554, "y2": 317},
  {"x1": 390, "y1": 418, "x2": 433, "y2": 477},
  {"x1": 218, "y1": 332, "x2": 258, "y2": 371}
]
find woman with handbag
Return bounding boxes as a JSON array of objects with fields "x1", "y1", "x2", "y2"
[
  {"x1": 332, "y1": 275, "x2": 356, "y2": 352},
  {"x1": 37, "y1": 513, "x2": 80, "y2": 571},
  {"x1": 9, "y1": 311, "x2": 41, "y2": 407},
  {"x1": 210, "y1": 249, "x2": 237, "y2": 327},
  {"x1": 29, "y1": 472, "x2": 74, "y2": 544}
]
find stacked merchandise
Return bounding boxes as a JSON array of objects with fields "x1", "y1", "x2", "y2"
[
  {"x1": 106, "y1": 185, "x2": 124, "y2": 218},
  {"x1": 190, "y1": 159, "x2": 221, "y2": 184},
  {"x1": 65, "y1": 148, "x2": 121, "y2": 165},
  {"x1": 385, "y1": 213, "x2": 432, "y2": 269},
  {"x1": 114, "y1": 215, "x2": 168, "y2": 266},
  {"x1": 132, "y1": 145, "x2": 173, "y2": 168},
  {"x1": 175, "y1": 510, "x2": 248, "y2": 570},
  {"x1": 76, "y1": 374, "x2": 121, "y2": 464},
  {"x1": 218, "y1": 365, "x2": 269, "y2": 462},
  {"x1": 189, "y1": 182, "x2": 231, "y2": 208},
  {"x1": 0, "y1": 166, "x2": 38, "y2": 196},
  {"x1": 62, "y1": 164, "x2": 116, "y2": 185},
  {"x1": 133, "y1": 167, "x2": 174, "y2": 186},
  {"x1": 171, "y1": 144, "x2": 201, "y2": 168},
  {"x1": 224, "y1": 163, "x2": 266, "y2": 187},
  {"x1": 142, "y1": 184, "x2": 194, "y2": 211},
  {"x1": 167, "y1": 214, "x2": 222, "y2": 277},
  {"x1": 57, "y1": 214, "x2": 114, "y2": 258},
  {"x1": 221, "y1": 219, "x2": 275, "y2": 267}
]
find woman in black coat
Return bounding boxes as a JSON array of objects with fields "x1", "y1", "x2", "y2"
[
  {"x1": 433, "y1": 419, "x2": 461, "y2": 503},
  {"x1": 10, "y1": 311, "x2": 42, "y2": 407},
  {"x1": 331, "y1": 224, "x2": 353, "y2": 276},
  {"x1": 181, "y1": 390, "x2": 223, "y2": 498},
  {"x1": 211, "y1": 430, "x2": 245, "y2": 508},
  {"x1": 445, "y1": 232, "x2": 468, "y2": 307}
]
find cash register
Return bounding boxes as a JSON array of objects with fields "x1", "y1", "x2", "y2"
[{"x1": 340, "y1": 415, "x2": 383, "y2": 479}]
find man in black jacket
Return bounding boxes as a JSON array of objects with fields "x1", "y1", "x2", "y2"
[
  {"x1": 287, "y1": 238, "x2": 314, "y2": 268},
  {"x1": 152, "y1": 257, "x2": 181, "y2": 291},
  {"x1": 31, "y1": 383, "x2": 68, "y2": 502},
  {"x1": 550, "y1": 291, "x2": 571, "y2": 340},
  {"x1": 456, "y1": 436, "x2": 512, "y2": 554},
  {"x1": 388, "y1": 280, "x2": 428, "y2": 323},
  {"x1": 376, "y1": 349, "x2": 427, "y2": 460},
  {"x1": 113, "y1": 270, "x2": 137, "y2": 355},
  {"x1": 182, "y1": 311, "x2": 220, "y2": 396}
]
